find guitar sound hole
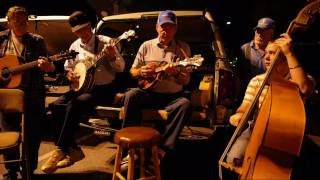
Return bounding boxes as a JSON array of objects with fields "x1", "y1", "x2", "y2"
[{"x1": 1, "y1": 68, "x2": 11, "y2": 79}]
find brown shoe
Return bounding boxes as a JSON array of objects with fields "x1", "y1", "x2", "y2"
[
  {"x1": 56, "y1": 147, "x2": 85, "y2": 168},
  {"x1": 41, "y1": 149, "x2": 65, "y2": 174}
]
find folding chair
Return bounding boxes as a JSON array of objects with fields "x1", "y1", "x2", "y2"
[{"x1": 0, "y1": 89, "x2": 30, "y2": 180}]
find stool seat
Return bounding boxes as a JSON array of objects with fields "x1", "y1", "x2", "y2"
[
  {"x1": 114, "y1": 127, "x2": 161, "y2": 148},
  {"x1": 112, "y1": 127, "x2": 161, "y2": 180}
]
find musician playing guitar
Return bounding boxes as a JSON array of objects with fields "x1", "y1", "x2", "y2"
[
  {"x1": 41, "y1": 11, "x2": 125, "y2": 174},
  {"x1": 0, "y1": 6, "x2": 56, "y2": 179},
  {"x1": 121, "y1": 10, "x2": 192, "y2": 165},
  {"x1": 226, "y1": 33, "x2": 314, "y2": 168}
]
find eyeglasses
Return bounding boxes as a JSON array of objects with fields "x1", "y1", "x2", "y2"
[{"x1": 8, "y1": 15, "x2": 28, "y2": 24}]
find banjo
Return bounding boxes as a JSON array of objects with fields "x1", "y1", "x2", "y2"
[{"x1": 70, "y1": 29, "x2": 135, "y2": 93}]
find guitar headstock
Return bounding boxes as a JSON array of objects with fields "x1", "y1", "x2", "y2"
[
  {"x1": 119, "y1": 29, "x2": 136, "y2": 41},
  {"x1": 50, "y1": 50, "x2": 79, "y2": 62},
  {"x1": 179, "y1": 54, "x2": 204, "y2": 67}
]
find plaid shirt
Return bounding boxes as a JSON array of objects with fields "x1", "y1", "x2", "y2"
[{"x1": 0, "y1": 29, "x2": 48, "y2": 94}]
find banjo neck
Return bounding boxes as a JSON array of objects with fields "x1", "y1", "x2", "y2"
[{"x1": 89, "y1": 30, "x2": 135, "y2": 67}]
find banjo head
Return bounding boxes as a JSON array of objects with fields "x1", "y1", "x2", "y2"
[{"x1": 72, "y1": 62, "x2": 87, "y2": 91}]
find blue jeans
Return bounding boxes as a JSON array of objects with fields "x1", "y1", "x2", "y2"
[
  {"x1": 122, "y1": 88, "x2": 192, "y2": 151},
  {"x1": 226, "y1": 126, "x2": 252, "y2": 166}
]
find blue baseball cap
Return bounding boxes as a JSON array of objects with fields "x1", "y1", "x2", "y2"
[
  {"x1": 254, "y1": 17, "x2": 275, "y2": 30},
  {"x1": 157, "y1": 10, "x2": 177, "y2": 25}
]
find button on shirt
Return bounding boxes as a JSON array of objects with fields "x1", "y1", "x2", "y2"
[
  {"x1": 65, "y1": 34, "x2": 125, "y2": 85},
  {"x1": 132, "y1": 38, "x2": 191, "y2": 93}
]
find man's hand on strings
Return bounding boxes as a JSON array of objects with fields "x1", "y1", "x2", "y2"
[
  {"x1": 103, "y1": 40, "x2": 117, "y2": 61},
  {"x1": 140, "y1": 63, "x2": 157, "y2": 78},
  {"x1": 66, "y1": 70, "x2": 80, "y2": 83},
  {"x1": 229, "y1": 113, "x2": 243, "y2": 127},
  {"x1": 38, "y1": 57, "x2": 55, "y2": 72}
]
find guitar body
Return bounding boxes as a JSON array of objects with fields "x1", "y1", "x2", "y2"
[
  {"x1": 138, "y1": 62, "x2": 162, "y2": 90},
  {"x1": 0, "y1": 51, "x2": 77, "y2": 89},
  {"x1": 240, "y1": 80, "x2": 305, "y2": 180},
  {"x1": 70, "y1": 61, "x2": 95, "y2": 93},
  {"x1": 137, "y1": 55, "x2": 204, "y2": 90},
  {"x1": 71, "y1": 30, "x2": 136, "y2": 93},
  {"x1": 138, "y1": 73, "x2": 162, "y2": 90},
  {"x1": 0, "y1": 55, "x2": 22, "y2": 88}
]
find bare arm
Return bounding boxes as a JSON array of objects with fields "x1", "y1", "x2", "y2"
[{"x1": 276, "y1": 33, "x2": 314, "y2": 95}]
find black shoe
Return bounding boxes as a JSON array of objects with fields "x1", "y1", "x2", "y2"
[{"x1": 1, "y1": 170, "x2": 18, "y2": 180}]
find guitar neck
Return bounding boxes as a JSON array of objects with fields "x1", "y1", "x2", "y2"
[
  {"x1": 91, "y1": 36, "x2": 122, "y2": 65},
  {"x1": 8, "y1": 53, "x2": 64, "y2": 74},
  {"x1": 155, "y1": 61, "x2": 180, "y2": 73},
  {"x1": 9, "y1": 61, "x2": 39, "y2": 74}
]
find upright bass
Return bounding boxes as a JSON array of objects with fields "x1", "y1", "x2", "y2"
[{"x1": 219, "y1": 0, "x2": 320, "y2": 179}]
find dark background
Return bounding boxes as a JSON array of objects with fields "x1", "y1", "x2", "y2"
[{"x1": 1, "y1": 0, "x2": 319, "y2": 78}]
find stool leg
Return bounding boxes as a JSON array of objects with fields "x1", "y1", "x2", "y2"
[
  {"x1": 112, "y1": 145, "x2": 123, "y2": 180},
  {"x1": 127, "y1": 149, "x2": 135, "y2": 180},
  {"x1": 139, "y1": 148, "x2": 145, "y2": 178},
  {"x1": 152, "y1": 145, "x2": 161, "y2": 180}
]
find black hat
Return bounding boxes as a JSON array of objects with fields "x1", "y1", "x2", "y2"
[{"x1": 69, "y1": 11, "x2": 91, "y2": 32}]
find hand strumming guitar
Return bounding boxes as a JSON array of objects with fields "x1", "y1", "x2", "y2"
[
  {"x1": 139, "y1": 63, "x2": 158, "y2": 78},
  {"x1": 37, "y1": 57, "x2": 55, "y2": 72},
  {"x1": 66, "y1": 70, "x2": 80, "y2": 83},
  {"x1": 102, "y1": 40, "x2": 117, "y2": 61}
]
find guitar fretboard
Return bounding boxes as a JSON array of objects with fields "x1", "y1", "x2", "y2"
[{"x1": 9, "y1": 61, "x2": 39, "y2": 74}]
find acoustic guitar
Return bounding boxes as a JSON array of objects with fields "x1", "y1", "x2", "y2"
[
  {"x1": 138, "y1": 54, "x2": 204, "y2": 90},
  {"x1": 0, "y1": 50, "x2": 78, "y2": 88},
  {"x1": 70, "y1": 30, "x2": 135, "y2": 94}
]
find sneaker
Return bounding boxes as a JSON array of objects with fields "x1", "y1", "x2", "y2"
[
  {"x1": 56, "y1": 155, "x2": 72, "y2": 168},
  {"x1": 41, "y1": 149, "x2": 65, "y2": 174},
  {"x1": 122, "y1": 153, "x2": 138, "y2": 162},
  {"x1": 120, "y1": 153, "x2": 138, "y2": 172},
  {"x1": 56, "y1": 146, "x2": 85, "y2": 168}
]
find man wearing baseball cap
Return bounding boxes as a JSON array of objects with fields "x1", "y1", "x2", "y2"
[
  {"x1": 236, "y1": 17, "x2": 275, "y2": 106},
  {"x1": 121, "y1": 10, "x2": 192, "y2": 170}
]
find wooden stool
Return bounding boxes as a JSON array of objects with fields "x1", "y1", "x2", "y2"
[{"x1": 112, "y1": 127, "x2": 161, "y2": 180}]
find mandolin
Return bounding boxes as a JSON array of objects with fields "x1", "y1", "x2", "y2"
[{"x1": 138, "y1": 54, "x2": 204, "y2": 90}]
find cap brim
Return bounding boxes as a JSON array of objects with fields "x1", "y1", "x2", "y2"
[
  {"x1": 253, "y1": 26, "x2": 272, "y2": 30},
  {"x1": 71, "y1": 22, "x2": 90, "y2": 32},
  {"x1": 159, "y1": 20, "x2": 176, "y2": 26}
]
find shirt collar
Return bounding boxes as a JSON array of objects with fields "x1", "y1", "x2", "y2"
[
  {"x1": 80, "y1": 34, "x2": 95, "y2": 49},
  {"x1": 155, "y1": 38, "x2": 176, "y2": 49},
  {"x1": 10, "y1": 31, "x2": 23, "y2": 42}
]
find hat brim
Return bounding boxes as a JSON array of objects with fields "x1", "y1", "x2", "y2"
[
  {"x1": 71, "y1": 22, "x2": 90, "y2": 32},
  {"x1": 158, "y1": 20, "x2": 176, "y2": 26},
  {"x1": 253, "y1": 26, "x2": 273, "y2": 31}
]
